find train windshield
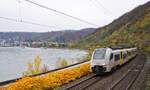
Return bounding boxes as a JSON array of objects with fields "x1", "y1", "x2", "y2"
[{"x1": 93, "y1": 49, "x2": 106, "y2": 59}]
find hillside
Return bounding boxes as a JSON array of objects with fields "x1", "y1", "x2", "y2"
[
  {"x1": 0, "y1": 28, "x2": 96, "y2": 43},
  {"x1": 38, "y1": 28, "x2": 96, "y2": 43},
  {"x1": 78, "y1": 1, "x2": 150, "y2": 51}
]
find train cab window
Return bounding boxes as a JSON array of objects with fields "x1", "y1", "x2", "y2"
[
  {"x1": 109, "y1": 53, "x2": 113, "y2": 61},
  {"x1": 115, "y1": 54, "x2": 120, "y2": 61},
  {"x1": 93, "y1": 49, "x2": 106, "y2": 59}
]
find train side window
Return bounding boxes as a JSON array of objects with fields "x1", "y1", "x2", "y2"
[
  {"x1": 123, "y1": 54, "x2": 126, "y2": 59},
  {"x1": 129, "y1": 51, "x2": 131, "y2": 56},
  {"x1": 110, "y1": 53, "x2": 113, "y2": 61},
  {"x1": 115, "y1": 54, "x2": 120, "y2": 61},
  {"x1": 128, "y1": 52, "x2": 130, "y2": 56}
]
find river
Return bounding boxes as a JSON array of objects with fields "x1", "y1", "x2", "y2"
[{"x1": 0, "y1": 47, "x2": 87, "y2": 81}]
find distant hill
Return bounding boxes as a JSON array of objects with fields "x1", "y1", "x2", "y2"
[
  {"x1": 0, "y1": 28, "x2": 96, "y2": 43},
  {"x1": 31, "y1": 28, "x2": 96, "y2": 43},
  {"x1": 78, "y1": 1, "x2": 150, "y2": 51}
]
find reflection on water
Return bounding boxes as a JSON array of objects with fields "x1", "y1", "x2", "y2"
[{"x1": 0, "y1": 47, "x2": 87, "y2": 81}]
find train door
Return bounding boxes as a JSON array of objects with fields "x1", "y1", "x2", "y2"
[
  {"x1": 123, "y1": 52, "x2": 126, "y2": 63},
  {"x1": 126, "y1": 51, "x2": 129, "y2": 61},
  {"x1": 126, "y1": 51, "x2": 128, "y2": 62},
  {"x1": 119, "y1": 51, "x2": 123, "y2": 65},
  {"x1": 109, "y1": 53, "x2": 114, "y2": 69}
]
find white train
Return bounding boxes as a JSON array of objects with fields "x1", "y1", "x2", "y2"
[{"x1": 91, "y1": 47, "x2": 137, "y2": 74}]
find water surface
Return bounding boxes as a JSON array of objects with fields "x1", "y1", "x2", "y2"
[{"x1": 0, "y1": 47, "x2": 87, "y2": 81}]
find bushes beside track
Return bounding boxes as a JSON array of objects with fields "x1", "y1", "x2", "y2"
[{"x1": 6, "y1": 63, "x2": 90, "y2": 90}]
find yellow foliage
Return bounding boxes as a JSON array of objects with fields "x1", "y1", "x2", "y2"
[
  {"x1": 23, "y1": 56, "x2": 49, "y2": 76},
  {"x1": 135, "y1": 12, "x2": 150, "y2": 29},
  {"x1": 56, "y1": 58, "x2": 68, "y2": 68},
  {"x1": 6, "y1": 63, "x2": 90, "y2": 90}
]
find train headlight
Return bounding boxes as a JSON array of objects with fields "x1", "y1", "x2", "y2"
[{"x1": 101, "y1": 63, "x2": 106, "y2": 66}]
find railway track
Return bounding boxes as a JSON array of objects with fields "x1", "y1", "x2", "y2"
[
  {"x1": 61, "y1": 55, "x2": 145, "y2": 90},
  {"x1": 61, "y1": 54, "x2": 145, "y2": 90},
  {"x1": 110, "y1": 55, "x2": 145, "y2": 90},
  {"x1": 61, "y1": 73, "x2": 102, "y2": 90}
]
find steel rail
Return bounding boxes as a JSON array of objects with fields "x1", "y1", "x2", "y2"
[
  {"x1": 110, "y1": 56, "x2": 144, "y2": 90},
  {"x1": 110, "y1": 65, "x2": 135, "y2": 90},
  {"x1": 64, "y1": 73, "x2": 98, "y2": 90},
  {"x1": 79, "y1": 77, "x2": 102, "y2": 90},
  {"x1": 125, "y1": 64, "x2": 144, "y2": 90}
]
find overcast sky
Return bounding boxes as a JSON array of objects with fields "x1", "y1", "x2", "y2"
[{"x1": 0, "y1": 0, "x2": 149, "y2": 32}]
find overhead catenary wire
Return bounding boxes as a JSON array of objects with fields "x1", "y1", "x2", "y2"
[
  {"x1": 16, "y1": 0, "x2": 61, "y2": 29},
  {"x1": 89, "y1": 0, "x2": 114, "y2": 18},
  {"x1": 94, "y1": 0, "x2": 113, "y2": 15},
  {"x1": 89, "y1": 0, "x2": 102, "y2": 11},
  {"x1": 0, "y1": 16, "x2": 62, "y2": 29},
  {"x1": 17, "y1": 0, "x2": 22, "y2": 21},
  {"x1": 24, "y1": 0, "x2": 99, "y2": 27}
]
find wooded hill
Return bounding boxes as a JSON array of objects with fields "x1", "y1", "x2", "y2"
[
  {"x1": 0, "y1": 28, "x2": 96, "y2": 43},
  {"x1": 78, "y1": 1, "x2": 150, "y2": 52}
]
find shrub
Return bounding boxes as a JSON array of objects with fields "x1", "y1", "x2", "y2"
[
  {"x1": 6, "y1": 63, "x2": 90, "y2": 90},
  {"x1": 143, "y1": 45, "x2": 150, "y2": 54},
  {"x1": 56, "y1": 58, "x2": 69, "y2": 68},
  {"x1": 23, "y1": 56, "x2": 49, "y2": 76}
]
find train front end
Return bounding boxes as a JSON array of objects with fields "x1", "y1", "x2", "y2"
[{"x1": 91, "y1": 48, "x2": 111, "y2": 75}]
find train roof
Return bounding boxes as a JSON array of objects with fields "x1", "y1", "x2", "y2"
[
  {"x1": 95, "y1": 46, "x2": 136, "y2": 50},
  {"x1": 108, "y1": 45, "x2": 136, "y2": 50}
]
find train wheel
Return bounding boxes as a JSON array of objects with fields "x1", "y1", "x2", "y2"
[{"x1": 111, "y1": 66, "x2": 117, "y2": 73}]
